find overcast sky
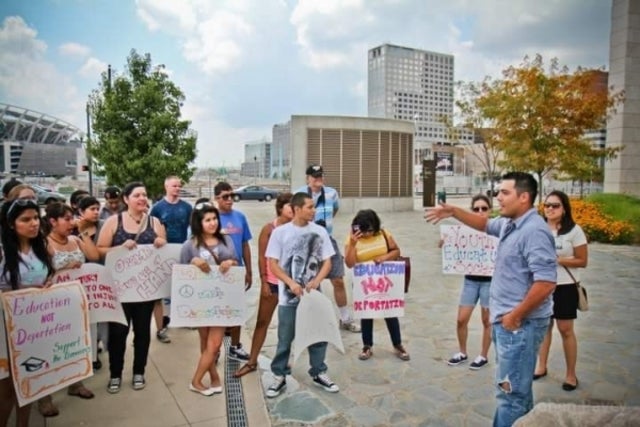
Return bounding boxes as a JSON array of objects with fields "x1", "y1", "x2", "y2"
[{"x1": 0, "y1": 0, "x2": 612, "y2": 167}]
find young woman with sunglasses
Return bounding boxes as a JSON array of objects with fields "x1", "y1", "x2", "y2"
[
  {"x1": 97, "y1": 182, "x2": 167, "y2": 394},
  {"x1": 181, "y1": 202, "x2": 238, "y2": 395},
  {"x1": 534, "y1": 190, "x2": 587, "y2": 391},
  {"x1": 0, "y1": 197, "x2": 54, "y2": 427},
  {"x1": 445, "y1": 194, "x2": 493, "y2": 370},
  {"x1": 34, "y1": 202, "x2": 101, "y2": 416},
  {"x1": 234, "y1": 193, "x2": 293, "y2": 378}
]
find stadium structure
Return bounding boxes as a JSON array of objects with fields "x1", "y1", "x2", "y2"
[{"x1": 0, "y1": 102, "x2": 86, "y2": 177}]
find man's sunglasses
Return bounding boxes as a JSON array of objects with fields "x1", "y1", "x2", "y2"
[
  {"x1": 472, "y1": 206, "x2": 490, "y2": 212},
  {"x1": 216, "y1": 194, "x2": 235, "y2": 201},
  {"x1": 7, "y1": 198, "x2": 39, "y2": 217}
]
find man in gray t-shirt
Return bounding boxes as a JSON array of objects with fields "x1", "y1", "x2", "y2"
[{"x1": 426, "y1": 172, "x2": 556, "y2": 427}]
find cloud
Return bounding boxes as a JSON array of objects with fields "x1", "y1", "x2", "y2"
[
  {"x1": 0, "y1": 16, "x2": 84, "y2": 127},
  {"x1": 79, "y1": 57, "x2": 108, "y2": 78},
  {"x1": 59, "y1": 42, "x2": 91, "y2": 58}
]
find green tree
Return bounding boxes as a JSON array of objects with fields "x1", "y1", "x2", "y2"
[
  {"x1": 457, "y1": 55, "x2": 623, "y2": 202},
  {"x1": 89, "y1": 49, "x2": 197, "y2": 197}
]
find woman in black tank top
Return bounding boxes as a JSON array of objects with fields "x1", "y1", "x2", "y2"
[{"x1": 96, "y1": 182, "x2": 167, "y2": 394}]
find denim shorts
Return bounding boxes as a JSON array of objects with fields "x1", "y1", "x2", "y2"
[{"x1": 459, "y1": 277, "x2": 490, "y2": 308}]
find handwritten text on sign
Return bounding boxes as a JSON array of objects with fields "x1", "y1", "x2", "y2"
[
  {"x1": 440, "y1": 225, "x2": 498, "y2": 276},
  {"x1": 351, "y1": 261, "x2": 405, "y2": 319},
  {"x1": 169, "y1": 264, "x2": 246, "y2": 327},
  {"x1": 1, "y1": 282, "x2": 92, "y2": 406},
  {"x1": 105, "y1": 244, "x2": 181, "y2": 303},
  {"x1": 52, "y1": 264, "x2": 126, "y2": 325}
]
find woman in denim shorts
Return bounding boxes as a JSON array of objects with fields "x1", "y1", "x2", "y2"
[{"x1": 446, "y1": 194, "x2": 493, "y2": 370}]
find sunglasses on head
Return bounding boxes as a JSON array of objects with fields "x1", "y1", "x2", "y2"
[
  {"x1": 194, "y1": 202, "x2": 213, "y2": 210},
  {"x1": 7, "y1": 198, "x2": 39, "y2": 217},
  {"x1": 472, "y1": 206, "x2": 490, "y2": 212},
  {"x1": 216, "y1": 194, "x2": 234, "y2": 201},
  {"x1": 543, "y1": 203, "x2": 562, "y2": 209}
]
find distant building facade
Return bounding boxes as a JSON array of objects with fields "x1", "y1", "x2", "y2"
[
  {"x1": 289, "y1": 115, "x2": 414, "y2": 212},
  {"x1": 271, "y1": 123, "x2": 291, "y2": 180},
  {"x1": 240, "y1": 140, "x2": 271, "y2": 178},
  {"x1": 0, "y1": 103, "x2": 85, "y2": 177}
]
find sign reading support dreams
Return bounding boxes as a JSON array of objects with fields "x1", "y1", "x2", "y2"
[
  {"x1": 351, "y1": 261, "x2": 405, "y2": 319},
  {"x1": 440, "y1": 225, "x2": 498, "y2": 276},
  {"x1": 1, "y1": 281, "x2": 92, "y2": 407},
  {"x1": 105, "y1": 244, "x2": 181, "y2": 302},
  {"x1": 169, "y1": 264, "x2": 246, "y2": 327},
  {"x1": 52, "y1": 264, "x2": 126, "y2": 325}
]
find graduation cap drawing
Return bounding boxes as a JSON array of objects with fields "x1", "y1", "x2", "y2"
[{"x1": 21, "y1": 357, "x2": 48, "y2": 372}]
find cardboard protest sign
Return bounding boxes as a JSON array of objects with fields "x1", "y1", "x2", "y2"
[
  {"x1": 292, "y1": 290, "x2": 344, "y2": 364},
  {"x1": 105, "y1": 244, "x2": 181, "y2": 302},
  {"x1": 169, "y1": 264, "x2": 246, "y2": 327},
  {"x1": 0, "y1": 305, "x2": 8, "y2": 380},
  {"x1": 351, "y1": 261, "x2": 406, "y2": 319},
  {"x1": 440, "y1": 225, "x2": 498, "y2": 276},
  {"x1": 1, "y1": 281, "x2": 92, "y2": 406},
  {"x1": 52, "y1": 264, "x2": 126, "y2": 325}
]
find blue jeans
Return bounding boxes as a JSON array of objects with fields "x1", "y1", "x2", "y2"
[
  {"x1": 492, "y1": 317, "x2": 549, "y2": 427},
  {"x1": 271, "y1": 305, "x2": 328, "y2": 378}
]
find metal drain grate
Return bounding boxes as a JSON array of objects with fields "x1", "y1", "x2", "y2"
[{"x1": 224, "y1": 336, "x2": 249, "y2": 427}]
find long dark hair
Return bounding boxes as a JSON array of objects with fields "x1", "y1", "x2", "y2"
[
  {"x1": 0, "y1": 199, "x2": 54, "y2": 290},
  {"x1": 544, "y1": 190, "x2": 576, "y2": 236},
  {"x1": 190, "y1": 204, "x2": 226, "y2": 248}
]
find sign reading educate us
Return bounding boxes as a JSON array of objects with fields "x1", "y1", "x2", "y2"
[
  {"x1": 1, "y1": 281, "x2": 92, "y2": 406},
  {"x1": 440, "y1": 225, "x2": 498, "y2": 276},
  {"x1": 351, "y1": 261, "x2": 405, "y2": 319}
]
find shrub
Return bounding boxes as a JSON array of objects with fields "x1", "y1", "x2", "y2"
[{"x1": 566, "y1": 199, "x2": 633, "y2": 244}]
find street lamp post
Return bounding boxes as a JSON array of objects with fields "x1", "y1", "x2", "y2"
[{"x1": 85, "y1": 102, "x2": 94, "y2": 196}]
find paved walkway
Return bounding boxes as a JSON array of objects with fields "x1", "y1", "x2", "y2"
[{"x1": 12, "y1": 197, "x2": 640, "y2": 426}]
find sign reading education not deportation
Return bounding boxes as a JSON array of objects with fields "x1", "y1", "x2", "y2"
[
  {"x1": 52, "y1": 264, "x2": 126, "y2": 325},
  {"x1": 169, "y1": 264, "x2": 246, "y2": 327},
  {"x1": 105, "y1": 244, "x2": 181, "y2": 303},
  {"x1": 351, "y1": 261, "x2": 405, "y2": 319},
  {"x1": 440, "y1": 225, "x2": 498, "y2": 276},
  {"x1": 1, "y1": 281, "x2": 92, "y2": 406}
]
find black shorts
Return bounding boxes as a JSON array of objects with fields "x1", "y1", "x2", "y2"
[
  {"x1": 268, "y1": 282, "x2": 279, "y2": 295},
  {"x1": 552, "y1": 284, "x2": 578, "y2": 320}
]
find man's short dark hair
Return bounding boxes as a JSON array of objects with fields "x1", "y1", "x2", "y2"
[
  {"x1": 104, "y1": 186, "x2": 121, "y2": 199},
  {"x1": 2, "y1": 178, "x2": 22, "y2": 198},
  {"x1": 502, "y1": 172, "x2": 538, "y2": 205},
  {"x1": 291, "y1": 192, "x2": 311, "y2": 209},
  {"x1": 214, "y1": 181, "x2": 233, "y2": 196}
]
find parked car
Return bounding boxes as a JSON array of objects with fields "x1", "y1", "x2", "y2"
[
  {"x1": 30, "y1": 184, "x2": 67, "y2": 205},
  {"x1": 232, "y1": 185, "x2": 280, "y2": 202}
]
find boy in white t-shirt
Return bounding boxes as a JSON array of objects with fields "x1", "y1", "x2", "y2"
[{"x1": 264, "y1": 192, "x2": 339, "y2": 398}]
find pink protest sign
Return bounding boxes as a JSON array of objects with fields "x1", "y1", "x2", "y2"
[
  {"x1": 1, "y1": 281, "x2": 92, "y2": 406},
  {"x1": 105, "y1": 244, "x2": 181, "y2": 302},
  {"x1": 440, "y1": 225, "x2": 498, "y2": 276},
  {"x1": 52, "y1": 264, "x2": 127, "y2": 325},
  {"x1": 351, "y1": 261, "x2": 405, "y2": 319}
]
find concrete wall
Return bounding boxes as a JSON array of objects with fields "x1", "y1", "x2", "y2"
[{"x1": 604, "y1": 0, "x2": 640, "y2": 196}]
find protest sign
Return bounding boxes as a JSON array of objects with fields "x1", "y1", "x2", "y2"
[
  {"x1": 352, "y1": 261, "x2": 405, "y2": 319},
  {"x1": 1, "y1": 281, "x2": 92, "y2": 406},
  {"x1": 0, "y1": 305, "x2": 8, "y2": 380},
  {"x1": 105, "y1": 244, "x2": 181, "y2": 302},
  {"x1": 292, "y1": 290, "x2": 344, "y2": 364},
  {"x1": 440, "y1": 225, "x2": 498, "y2": 276},
  {"x1": 169, "y1": 264, "x2": 246, "y2": 327},
  {"x1": 52, "y1": 264, "x2": 126, "y2": 325}
]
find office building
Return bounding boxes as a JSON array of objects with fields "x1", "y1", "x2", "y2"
[{"x1": 240, "y1": 140, "x2": 271, "y2": 178}]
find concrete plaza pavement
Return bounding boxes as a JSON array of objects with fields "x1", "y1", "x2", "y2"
[{"x1": 14, "y1": 197, "x2": 640, "y2": 426}]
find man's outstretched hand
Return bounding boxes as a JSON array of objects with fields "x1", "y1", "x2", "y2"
[{"x1": 424, "y1": 203, "x2": 456, "y2": 225}]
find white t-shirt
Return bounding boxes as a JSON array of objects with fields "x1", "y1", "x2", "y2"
[
  {"x1": 553, "y1": 224, "x2": 588, "y2": 285},
  {"x1": 265, "y1": 221, "x2": 335, "y2": 306}
]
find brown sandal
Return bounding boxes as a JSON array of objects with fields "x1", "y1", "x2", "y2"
[
  {"x1": 358, "y1": 346, "x2": 373, "y2": 360},
  {"x1": 233, "y1": 363, "x2": 257, "y2": 378},
  {"x1": 394, "y1": 345, "x2": 410, "y2": 361},
  {"x1": 37, "y1": 395, "x2": 59, "y2": 417},
  {"x1": 68, "y1": 383, "x2": 95, "y2": 399}
]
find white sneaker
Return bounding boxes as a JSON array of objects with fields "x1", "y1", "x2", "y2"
[
  {"x1": 312, "y1": 373, "x2": 339, "y2": 393},
  {"x1": 339, "y1": 320, "x2": 361, "y2": 333},
  {"x1": 265, "y1": 375, "x2": 286, "y2": 398}
]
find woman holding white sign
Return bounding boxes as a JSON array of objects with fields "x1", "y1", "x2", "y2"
[
  {"x1": 97, "y1": 182, "x2": 167, "y2": 394},
  {"x1": 180, "y1": 202, "x2": 238, "y2": 396},
  {"x1": 0, "y1": 197, "x2": 54, "y2": 427},
  {"x1": 534, "y1": 190, "x2": 587, "y2": 391},
  {"x1": 344, "y1": 209, "x2": 410, "y2": 361}
]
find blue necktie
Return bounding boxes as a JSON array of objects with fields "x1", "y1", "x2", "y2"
[{"x1": 501, "y1": 221, "x2": 515, "y2": 241}]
